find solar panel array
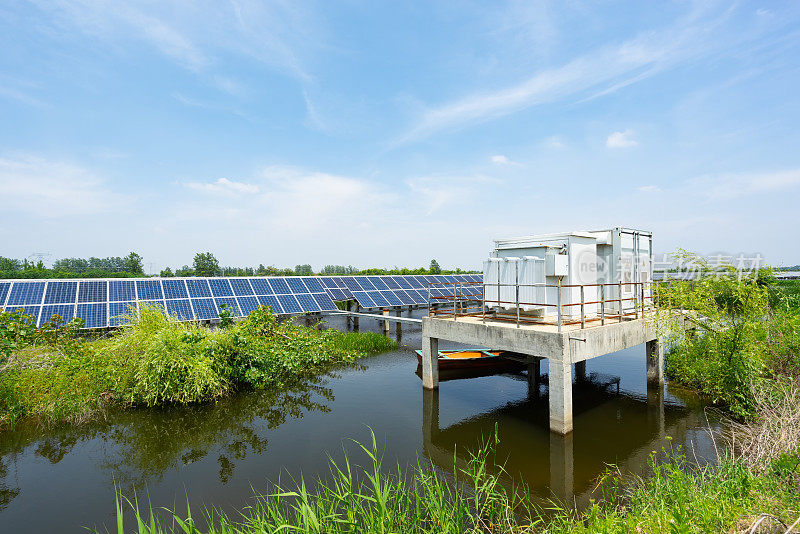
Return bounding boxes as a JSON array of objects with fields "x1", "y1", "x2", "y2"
[{"x1": 0, "y1": 275, "x2": 482, "y2": 329}]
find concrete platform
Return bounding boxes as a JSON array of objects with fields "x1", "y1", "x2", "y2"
[{"x1": 421, "y1": 314, "x2": 663, "y2": 435}]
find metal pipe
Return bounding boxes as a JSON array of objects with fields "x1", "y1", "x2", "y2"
[
  {"x1": 580, "y1": 284, "x2": 585, "y2": 329},
  {"x1": 618, "y1": 281, "x2": 623, "y2": 323},
  {"x1": 515, "y1": 261, "x2": 520, "y2": 328},
  {"x1": 600, "y1": 284, "x2": 605, "y2": 326},
  {"x1": 557, "y1": 277, "x2": 562, "y2": 333}
]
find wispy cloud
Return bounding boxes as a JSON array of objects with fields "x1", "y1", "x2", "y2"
[
  {"x1": 186, "y1": 177, "x2": 259, "y2": 195},
  {"x1": 405, "y1": 174, "x2": 499, "y2": 215},
  {"x1": 637, "y1": 185, "x2": 661, "y2": 193},
  {"x1": 490, "y1": 154, "x2": 520, "y2": 166},
  {"x1": 690, "y1": 168, "x2": 800, "y2": 201},
  {"x1": 0, "y1": 155, "x2": 128, "y2": 217},
  {"x1": 394, "y1": 4, "x2": 741, "y2": 144},
  {"x1": 606, "y1": 129, "x2": 638, "y2": 148}
]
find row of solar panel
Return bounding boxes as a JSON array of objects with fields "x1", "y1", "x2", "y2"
[{"x1": 0, "y1": 275, "x2": 483, "y2": 328}]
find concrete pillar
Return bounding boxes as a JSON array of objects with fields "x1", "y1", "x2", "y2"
[
  {"x1": 548, "y1": 357, "x2": 573, "y2": 434},
  {"x1": 421, "y1": 336, "x2": 439, "y2": 389},
  {"x1": 527, "y1": 359, "x2": 541, "y2": 397},
  {"x1": 646, "y1": 338, "x2": 664, "y2": 387},
  {"x1": 422, "y1": 387, "x2": 439, "y2": 445},
  {"x1": 575, "y1": 360, "x2": 587, "y2": 382},
  {"x1": 382, "y1": 309, "x2": 390, "y2": 335},
  {"x1": 549, "y1": 432, "x2": 574, "y2": 503}
]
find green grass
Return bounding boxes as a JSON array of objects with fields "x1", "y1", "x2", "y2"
[
  {"x1": 108, "y1": 434, "x2": 800, "y2": 534},
  {"x1": 0, "y1": 305, "x2": 396, "y2": 429}
]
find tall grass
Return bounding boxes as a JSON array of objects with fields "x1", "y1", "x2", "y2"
[
  {"x1": 0, "y1": 305, "x2": 397, "y2": 428},
  {"x1": 107, "y1": 432, "x2": 800, "y2": 534}
]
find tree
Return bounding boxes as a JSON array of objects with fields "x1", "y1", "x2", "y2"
[
  {"x1": 123, "y1": 252, "x2": 144, "y2": 274},
  {"x1": 429, "y1": 259, "x2": 442, "y2": 274},
  {"x1": 160, "y1": 267, "x2": 174, "y2": 277},
  {"x1": 176, "y1": 265, "x2": 194, "y2": 277},
  {"x1": 194, "y1": 252, "x2": 220, "y2": 277},
  {"x1": 294, "y1": 264, "x2": 313, "y2": 276}
]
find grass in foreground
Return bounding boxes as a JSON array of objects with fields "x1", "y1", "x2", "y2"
[
  {"x1": 0, "y1": 306, "x2": 396, "y2": 429},
  {"x1": 109, "y1": 431, "x2": 800, "y2": 534}
]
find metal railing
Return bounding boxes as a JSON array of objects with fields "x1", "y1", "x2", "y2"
[{"x1": 427, "y1": 280, "x2": 656, "y2": 332}]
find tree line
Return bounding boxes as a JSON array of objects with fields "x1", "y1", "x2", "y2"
[{"x1": 1, "y1": 252, "x2": 469, "y2": 279}]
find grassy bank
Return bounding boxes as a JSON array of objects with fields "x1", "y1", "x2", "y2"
[
  {"x1": 110, "y1": 432, "x2": 799, "y2": 533},
  {"x1": 0, "y1": 305, "x2": 396, "y2": 429}
]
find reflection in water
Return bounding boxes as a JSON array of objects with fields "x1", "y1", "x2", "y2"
[
  {"x1": 421, "y1": 367, "x2": 715, "y2": 506},
  {"x1": 0, "y1": 361, "x2": 364, "y2": 510}
]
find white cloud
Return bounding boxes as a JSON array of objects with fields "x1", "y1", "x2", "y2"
[
  {"x1": 637, "y1": 185, "x2": 661, "y2": 193},
  {"x1": 490, "y1": 154, "x2": 520, "y2": 166},
  {"x1": 690, "y1": 168, "x2": 800, "y2": 201},
  {"x1": 544, "y1": 136, "x2": 566, "y2": 149},
  {"x1": 0, "y1": 155, "x2": 127, "y2": 217},
  {"x1": 395, "y1": 4, "x2": 743, "y2": 144},
  {"x1": 606, "y1": 130, "x2": 638, "y2": 148},
  {"x1": 186, "y1": 177, "x2": 259, "y2": 195},
  {"x1": 406, "y1": 174, "x2": 498, "y2": 215}
]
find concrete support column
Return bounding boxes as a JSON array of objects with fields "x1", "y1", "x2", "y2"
[
  {"x1": 646, "y1": 338, "x2": 664, "y2": 387},
  {"x1": 549, "y1": 432, "x2": 574, "y2": 503},
  {"x1": 575, "y1": 360, "x2": 587, "y2": 382},
  {"x1": 421, "y1": 335, "x2": 439, "y2": 389},
  {"x1": 548, "y1": 357, "x2": 573, "y2": 434},
  {"x1": 382, "y1": 309, "x2": 390, "y2": 335}
]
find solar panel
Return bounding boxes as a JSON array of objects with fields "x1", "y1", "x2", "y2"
[
  {"x1": 44, "y1": 281, "x2": 77, "y2": 304},
  {"x1": 320, "y1": 277, "x2": 339, "y2": 289},
  {"x1": 209, "y1": 278, "x2": 233, "y2": 297},
  {"x1": 257, "y1": 295, "x2": 283, "y2": 314},
  {"x1": 215, "y1": 297, "x2": 241, "y2": 316},
  {"x1": 166, "y1": 299, "x2": 193, "y2": 320},
  {"x1": 367, "y1": 276, "x2": 389, "y2": 290},
  {"x1": 286, "y1": 278, "x2": 308, "y2": 294},
  {"x1": 0, "y1": 282, "x2": 10, "y2": 305},
  {"x1": 277, "y1": 294, "x2": 301, "y2": 314},
  {"x1": 40, "y1": 304, "x2": 75, "y2": 326},
  {"x1": 409, "y1": 276, "x2": 426, "y2": 289},
  {"x1": 394, "y1": 289, "x2": 415, "y2": 305},
  {"x1": 352, "y1": 291, "x2": 376, "y2": 308},
  {"x1": 382, "y1": 276, "x2": 400, "y2": 289},
  {"x1": 78, "y1": 280, "x2": 107, "y2": 303},
  {"x1": 249, "y1": 278, "x2": 273, "y2": 295},
  {"x1": 162, "y1": 279, "x2": 189, "y2": 299},
  {"x1": 109, "y1": 302, "x2": 136, "y2": 326},
  {"x1": 186, "y1": 279, "x2": 212, "y2": 298},
  {"x1": 327, "y1": 288, "x2": 349, "y2": 301},
  {"x1": 140, "y1": 300, "x2": 165, "y2": 311},
  {"x1": 294, "y1": 293, "x2": 320, "y2": 312},
  {"x1": 303, "y1": 277, "x2": 325, "y2": 293},
  {"x1": 392, "y1": 276, "x2": 412, "y2": 289},
  {"x1": 77, "y1": 302, "x2": 106, "y2": 328},
  {"x1": 136, "y1": 280, "x2": 163, "y2": 301},
  {"x1": 237, "y1": 296, "x2": 259, "y2": 315},
  {"x1": 229, "y1": 278, "x2": 254, "y2": 296},
  {"x1": 341, "y1": 278, "x2": 362, "y2": 292},
  {"x1": 360, "y1": 278, "x2": 379, "y2": 291},
  {"x1": 367, "y1": 291, "x2": 389, "y2": 307},
  {"x1": 381, "y1": 291, "x2": 402, "y2": 306},
  {"x1": 268, "y1": 278, "x2": 291, "y2": 295},
  {"x1": 313, "y1": 293, "x2": 338, "y2": 311},
  {"x1": 191, "y1": 298, "x2": 218, "y2": 320},
  {"x1": 7, "y1": 281, "x2": 46, "y2": 306},
  {"x1": 109, "y1": 280, "x2": 136, "y2": 301}
]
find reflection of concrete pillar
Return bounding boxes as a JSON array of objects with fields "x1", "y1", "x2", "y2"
[
  {"x1": 353, "y1": 302, "x2": 359, "y2": 331},
  {"x1": 575, "y1": 360, "x2": 587, "y2": 382},
  {"x1": 549, "y1": 432, "x2": 574, "y2": 503},
  {"x1": 646, "y1": 338, "x2": 664, "y2": 386},
  {"x1": 395, "y1": 309, "x2": 402, "y2": 339},
  {"x1": 422, "y1": 388, "x2": 439, "y2": 446},
  {"x1": 527, "y1": 359, "x2": 541, "y2": 397},
  {"x1": 647, "y1": 386, "x2": 666, "y2": 437},
  {"x1": 548, "y1": 357, "x2": 573, "y2": 434},
  {"x1": 422, "y1": 336, "x2": 439, "y2": 389}
]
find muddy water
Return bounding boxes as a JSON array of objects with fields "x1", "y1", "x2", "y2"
[{"x1": 0, "y1": 310, "x2": 719, "y2": 532}]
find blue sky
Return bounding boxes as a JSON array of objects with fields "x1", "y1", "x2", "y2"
[{"x1": 1, "y1": 1, "x2": 799, "y2": 272}]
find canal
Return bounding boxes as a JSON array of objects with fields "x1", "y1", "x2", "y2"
[{"x1": 0, "y1": 310, "x2": 720, "y2": 532}]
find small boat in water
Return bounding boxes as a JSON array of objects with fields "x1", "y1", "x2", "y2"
[{"x1": 414, "y1": 349, "x2": 520, "y2": 370}]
